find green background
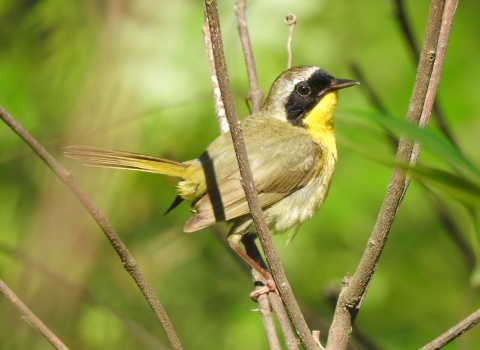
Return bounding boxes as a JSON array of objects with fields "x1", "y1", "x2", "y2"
[{"x1": 1, "y1": 0, "x2": 479, "y2": 349}]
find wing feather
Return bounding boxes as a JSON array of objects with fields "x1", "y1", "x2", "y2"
[{"x1": 184, "y1": 126, "x2": 323, "y2": 232}]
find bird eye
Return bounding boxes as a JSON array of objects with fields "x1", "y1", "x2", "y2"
[{"x1": 296, "y1": 84, "x2": 311, "y2": 96}]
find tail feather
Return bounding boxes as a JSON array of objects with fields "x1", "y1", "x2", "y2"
[{"x1": 64, "y1": 146, "x2": 188, "y2": 177}]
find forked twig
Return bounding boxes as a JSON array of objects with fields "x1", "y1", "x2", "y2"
[
  {"x1": 409, "y1": 0, "x2": 458, "y2": 165},
  {"x1": 0, "y1": 107, "x2": 183, "y2": 350},
  {"x1": 327, "y1": 0, "x2": 453, "y2": 348}
]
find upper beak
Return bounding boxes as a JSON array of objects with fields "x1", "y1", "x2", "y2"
[{"x1": 329, "y1": 79, "x2": 360, "y2": 91}]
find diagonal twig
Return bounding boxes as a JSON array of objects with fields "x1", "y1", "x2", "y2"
[
  {"x1": 234, "y1": 0, "x2": 263, "y2": 113},
  {"x1": 327, "y1": 0, "x2": 453, "y2": 348},
  {"x1": 420, "y1": 308, "x2": 480, "y2": 350},
  {"x1": 204, "y1": 1, "x2": 318, "y2": 349},
  {"x1": 0, "y1": 107, "x2": 183, "y2": 350},
  {"x1": 0, "y1": 278, "x2": 69, "y2": 350}
]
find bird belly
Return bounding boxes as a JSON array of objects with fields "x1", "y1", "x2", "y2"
[{"x1": 246, "y1": 150, "x2": 336, "y2": 245}]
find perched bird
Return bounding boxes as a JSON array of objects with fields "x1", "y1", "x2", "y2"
[{"x1": 65, "y1": 66, "x2": 358, "y2": 299}]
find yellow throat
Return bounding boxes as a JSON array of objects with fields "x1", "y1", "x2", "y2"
[{"x1": 302, "y1": 91, "x2": 338, "y2": 160}]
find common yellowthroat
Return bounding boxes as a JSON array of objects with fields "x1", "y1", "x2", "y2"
[{"x1": 65, "y1": 66, "x2": 358, "y2": 298}]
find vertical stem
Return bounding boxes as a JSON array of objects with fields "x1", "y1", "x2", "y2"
[
  {"x1": 234, "y1": 0, "x2": 264, "y2": 113},
  {"x1": 326, "y1": 0, "x2": 449, "y2": 348},
  {"x1": 204, "y1": 1, "x2": 318, "y2": 349}
]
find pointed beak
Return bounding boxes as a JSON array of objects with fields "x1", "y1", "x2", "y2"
[{"x1": 329, "y1": 79, "x2": 360, "y2": 91}]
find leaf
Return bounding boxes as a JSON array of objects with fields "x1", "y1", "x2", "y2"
[
  {"x1": 344, "y1": 109, "x2": 480, "y2": 185},
  {"x1": 406, "y1": 164, "x2": 480, "y2": 208},
  {"x1": 339, "y1": 128, "x2": 480, "y2": 208}
]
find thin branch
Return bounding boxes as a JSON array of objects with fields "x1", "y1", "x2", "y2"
[
  {"x1": 0, "y1": 278, "x2": 69, "y2": 350},
  {"x1": 243, "y1": 235, "x2": 282, "y2": 349},
  {"x1": 269, "y1": 293, "x2": 301, "y2": 350},
  {"x1": 243, "y1": 235, "x2": 298, "y2": 350},
  {"x1": 234, "y1": 2, "x2": 300, "y2": 348},
  {"x1": 392, "y1": 0, "x2": 458, "y2": 147},
  {"x1": 0, "y1": 107, "x2": 183, "y2": 350},
  {"x1": 234, "y1": 0, "x2": 263, "y2": 113},
  {"x1": 203, "y1": 10, "x2": 229, "y2": 134},
  {"x1": 207, "y1": 2, "x2": 284, "y2": 347},
  {"x1": 204, "y1": 1, "x2": 318, "y2": 349},
  {"x1": 327, "y1": 0, "x2": 450, "y2": 348},
  {"x1": 420, "y1": 308, "x2": 480, "y2": 350},
  {"x1": 410, "y1": 0, "x2": 458, "y2": 164},
  {"x1": 284, "y1": 14, "x2": 297, "y2": 69},
  {"x1": 256, "y1": 278, "x2": 282, "y2": 350}
]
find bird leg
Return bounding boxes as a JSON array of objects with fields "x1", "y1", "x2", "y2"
[{"x1": 228, "y1": 233, "x2": 277, "y2": 301}]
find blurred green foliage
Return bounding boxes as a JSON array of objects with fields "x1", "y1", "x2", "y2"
[{"x1": 1, "y1": 1, "x2": 480, "y2": 349}]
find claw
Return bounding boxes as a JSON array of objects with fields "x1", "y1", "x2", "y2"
[{"x1": 249, "y1": 276, "x2": 278, "y2": 301}]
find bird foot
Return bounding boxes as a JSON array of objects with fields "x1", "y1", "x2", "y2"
[{"x1": 249, "y1": 277, "x2": 277, "y2": 301}]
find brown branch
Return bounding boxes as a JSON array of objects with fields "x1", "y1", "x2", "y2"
[
  {"x1": 269, "y1": 293, "x2": 301, "y2": 350},
  {"x1": 284, "y1": 14, "x2": 297, "y2": 69},
  {"x1": 234, "y1": 2, "x2": 300, "y2": 348},
  {"x1": 392, "y1": 0, "x2": 458, "y2": 147},
  {"x1": 0, "y1": 107, "x2": 183, "y2": 350},
  {"x1": 242, "y1": 235, "x2": 282, "y2": 349},
  {"x1": 243, "y1": 236, "x2": 298, "y2": 350},
  {"x1": 410, "y1": 0, "x2": 458, "y2": 164},
  {"x1": 326, "y1": 1, "x2": 450, "y2": 348},
  {"x1": 207, "y1": 2, "x2": 283, "y2": 347},
  {"x1": 0, "y1": 278, "x2": 69, "y2": 350},
  {"x1": 234, "y1": 0, "x2": 264, "y2": 113},
  {"x1": 204, "y1": 1, "x2": 318, "y2": 349},
  {"x1": 255, "y1": 278, "x2": 282, "y2": 350},
  {"x1": 420, "y1": 308, "x2": 480, "y2": 350}
]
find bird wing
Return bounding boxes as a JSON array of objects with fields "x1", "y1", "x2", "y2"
[{"x1": 184, "y1": 134, "x2": 322, "y2": 232}]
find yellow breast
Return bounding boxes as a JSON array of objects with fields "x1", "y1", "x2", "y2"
[{"x1": 302, "y1": 91, "x2": 338, "y2": 161}]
